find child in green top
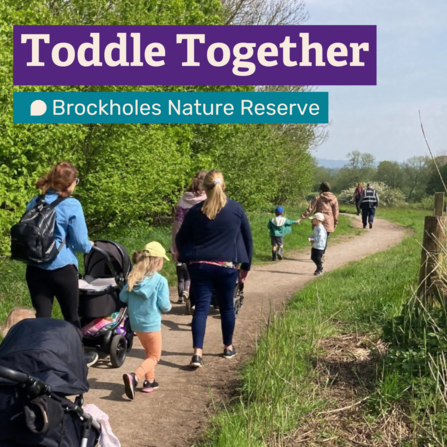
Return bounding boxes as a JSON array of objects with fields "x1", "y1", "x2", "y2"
[{"x1": 267, "y1": 206, "x2": 299, "y2": 261}]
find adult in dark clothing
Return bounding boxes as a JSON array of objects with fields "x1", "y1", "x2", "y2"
[
  {"x1": 176, "y1": 170, "x2": 253, "y2": 368},
  {"x1": 360, "y1": 183, "x2": 379, "y2": 229},
  {"x1": 353, "y1": 182, "x2": 364, "y2": 216}
]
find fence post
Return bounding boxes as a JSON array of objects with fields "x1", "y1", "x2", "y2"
[{"x1": 418, "y1": 193, "x2": 446, "y2": 298}]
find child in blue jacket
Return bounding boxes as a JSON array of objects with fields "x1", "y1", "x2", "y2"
[
  {"x1": 267, "y1": 206, "x2": 299, "y2": 261},
  {"x1": 120, "y1": 241, "x2": 171, "y2": 400}
]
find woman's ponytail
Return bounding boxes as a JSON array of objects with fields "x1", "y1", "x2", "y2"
[{"x1": 201, "y1": 170, "x2": 227, "y2": 220}]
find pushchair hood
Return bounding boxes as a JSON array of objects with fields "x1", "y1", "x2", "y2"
[
  {"x1": 84, "y1": 240, "x2": 130, "y2": 285},
  {"x1": 0, "y1": 318, "x2": 89, "y2": 395}
]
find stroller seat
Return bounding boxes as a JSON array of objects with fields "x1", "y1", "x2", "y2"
[{"x1": 79, "y1": 277, "x2": 117, "y2": 293}]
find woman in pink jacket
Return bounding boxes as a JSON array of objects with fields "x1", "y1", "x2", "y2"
[{"x1": 171, "y1": 170, "x2": 207, "y2": 307}]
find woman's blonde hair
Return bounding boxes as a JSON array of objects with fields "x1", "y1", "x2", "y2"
[
  {"x1": 201, "y1": 170, "x2": 227, "y2": 220},
  {"x1": 357, "y1": 182, "x2": 363, "y2": 188},
  {"x1": 1, "y1": 307, "x2": 36, "y2": 338},
  {"x1": 127, "y1": 251, "x2": 163, "y2": 291}
]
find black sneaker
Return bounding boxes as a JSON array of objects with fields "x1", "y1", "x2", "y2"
[
  {"x1": 369, "y1": 223, "x2": 373, "y2": 229},
  {"x1": 84, "y1": 351, "x2": 99, "y2": 367},
  {"x1": 223, "y1": 347, "x2": 237, "y2": 359},
  {"x1": 190, "y1": 355, "x2": 203, "y2": 368},
  {"x1": 177, "y1": 296, "x2": 184, "y2": 304},
  {"x1": 314, "y1": 270, "x2": 323, "y2": 276},
  {"x1": 142, "y1": 380, "x2": 159, "y2": 393},
  {"x1": 123, "y1": 373, "x2": 138, "y2": 400}
]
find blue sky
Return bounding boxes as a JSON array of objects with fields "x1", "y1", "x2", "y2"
[{"x1": 306, "y1": 0, "x2": 447, "y2": 162}]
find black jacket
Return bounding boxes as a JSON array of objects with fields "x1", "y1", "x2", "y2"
[{"x1": 176, "y1": 199, "x2": 253, "y2": 271}]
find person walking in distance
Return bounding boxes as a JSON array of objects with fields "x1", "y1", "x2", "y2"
[
  {"x1": 298, "y1": 182, "x2": 339, "y2": 254},
  {"x1": 308, "y1": 213, "x2": 327, "y2": 276},
  {"x1": 360, "y1": 183, "x2": 379, "y2": 229},
  {"x1": 267, "y1": 206, "x2": 299, "y2": 261},
  {"x1": 353, "y1": 182, "x2": 364, "y2": 216}
]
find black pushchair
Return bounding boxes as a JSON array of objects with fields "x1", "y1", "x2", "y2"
[
  {"x1": 0, "y1": 318, "x2": 101, "y2": 447},
  {"x1": 79, "y1": 240, "x2": 133, "y2": 368}
]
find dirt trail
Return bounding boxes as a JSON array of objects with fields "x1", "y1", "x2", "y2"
[{"x1": 85, "y1": 215, "x2": 407, "y2": 446}]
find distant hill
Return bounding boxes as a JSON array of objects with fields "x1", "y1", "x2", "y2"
[{"x1": 317, "y1": 158, "x2": 347, "y2": 169}]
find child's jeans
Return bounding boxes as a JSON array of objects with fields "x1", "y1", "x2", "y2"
[
  {"x1": 311, "y1": 248, "x2": 324, "y2": 272},
  {"x1": 134, "y1": 331, "x2": 162, "y2": 382}
]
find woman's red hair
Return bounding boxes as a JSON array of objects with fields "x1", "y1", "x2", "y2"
[{"x1": 36, "y1": 162, "x2": 78, "y2": 197}]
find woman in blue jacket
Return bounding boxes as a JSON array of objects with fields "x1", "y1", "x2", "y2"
[
  {"x1": 25, "y1": 162, "x2": 97, "y2": 365},
  {"x1": 176, "y1": 170, "x2": 253, "y2": 368}
]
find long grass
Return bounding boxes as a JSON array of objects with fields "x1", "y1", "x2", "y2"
[{"x1": 197, "y1": 209, "x2": 430, "y2": 446}]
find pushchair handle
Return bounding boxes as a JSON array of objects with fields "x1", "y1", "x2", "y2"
[{"x1": 0, "y1": 365, "x2": 50, "y2": 398}]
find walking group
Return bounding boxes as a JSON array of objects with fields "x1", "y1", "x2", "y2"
[
  {"x1": 2, "y1": 161, "x2": 378, "y2": 413},
  {"x1": 353, "y1": 182, "x2": 380, "y2": 229}
]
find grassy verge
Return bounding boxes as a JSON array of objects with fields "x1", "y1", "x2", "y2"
[
  {"x1": 0, "y1": 205, "x2": 356, "y2": 327},
  {"x1": 197, "y1": 209, "x2": 438, "y2": 446}
]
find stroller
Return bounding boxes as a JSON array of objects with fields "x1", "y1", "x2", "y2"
[
  {"x1": 0, "y1": 318, "x2": 101, "y2": 447},
  {"x1": 186, "y1": 280, "x2": 245, "y2": 317},
  {"x1": 79, "y1": 240, "x2": 133, "y2": 368}
]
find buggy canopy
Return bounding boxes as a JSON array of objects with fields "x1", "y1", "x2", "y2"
[{"x1": 0, "y1": 318, "x2": 89, "y2": 395}]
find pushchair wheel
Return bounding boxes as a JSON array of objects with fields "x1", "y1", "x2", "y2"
[
  {"x1": 185, "y1": 297, "x2": 194, "y2": 316},
  {"x1": 110, "y1": 335, "x2": 127, "y2": 368}
]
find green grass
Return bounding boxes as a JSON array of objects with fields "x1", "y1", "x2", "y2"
[
  {"x1": 197, "y1": 208, "x2": 430, "y2": 446},
  {"x1": 0, "y1": 205, "x2": 356, "y2": 328}
]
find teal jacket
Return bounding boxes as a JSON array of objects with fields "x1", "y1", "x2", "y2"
[
  {"x1": 267, "y1": 216, "x2": 298, "y2": 237},
  {"x1": 120, "y1": 273, "x2": 171, "y2": 332}
]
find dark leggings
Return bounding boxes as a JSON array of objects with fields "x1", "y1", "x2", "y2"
[
  {"x1": 176, "y1": 263, "x2": 190, "y2": 298},
  {"x1": 26, "y1": 264, "x2": 80, "y2": 328}
]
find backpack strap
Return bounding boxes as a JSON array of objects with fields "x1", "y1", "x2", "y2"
[
  {"x1": 46, "y1": 196, "x2": 68, "y2": 209},
  {"x1": 44, "y1": 195, "x2": 69, "y2": 252}
]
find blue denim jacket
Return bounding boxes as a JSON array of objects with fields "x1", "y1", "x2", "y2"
[
  {"x1": 310, "y1": 224, "x2": 327, "y2": 250},
  {"x1": 26, "y1": 190, "x2": 92, "y2": 270}
]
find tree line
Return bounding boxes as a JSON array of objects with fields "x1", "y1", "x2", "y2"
[
  {"x1": 313, "y1": 150, "x2": 445, "y2": 203},
  {"x1": 0, "y1": 0, "x2": 316, "y2": 254}
]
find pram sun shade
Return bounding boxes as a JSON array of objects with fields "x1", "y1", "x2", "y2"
[{"x1": 0, "y1": 319, "x2": 99, "y2": 447}]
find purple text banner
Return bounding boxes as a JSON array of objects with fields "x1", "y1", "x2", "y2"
[{"x1": 14, "y1": 25, "x2": 376, "y2": 86}]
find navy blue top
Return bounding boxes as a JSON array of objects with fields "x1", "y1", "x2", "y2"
[{"x1": 176, "y1": 199, "x2": 253, "y2": 271}]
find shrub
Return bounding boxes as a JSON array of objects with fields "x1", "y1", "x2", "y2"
[{"x1": 338, "y1": 182, "x2": 407, "y2": 207}]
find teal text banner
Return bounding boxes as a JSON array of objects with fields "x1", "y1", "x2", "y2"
[{"x1": 14, "y1": 92, "x2": 328, "y2": 124}]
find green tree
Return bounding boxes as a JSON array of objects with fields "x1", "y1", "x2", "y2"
[
  {"x1": 375, "y1": 161, "x2": 402, "y2": 189},
  {"x1": 401, "y1": 156, "x2": 431, "y2": 201}
]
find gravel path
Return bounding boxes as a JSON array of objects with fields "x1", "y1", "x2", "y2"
[{"x1": 85, "y1": 215, "x2": 407, "y2": 446}]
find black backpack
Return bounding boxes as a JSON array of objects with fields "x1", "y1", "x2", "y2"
[{"x1": 10, "y1": 196, "x2": 67, "y2": 264}]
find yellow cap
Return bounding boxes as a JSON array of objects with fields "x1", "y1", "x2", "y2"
[{"x1": 143, "y1": 241, "x2": 170, "y2": 261}]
